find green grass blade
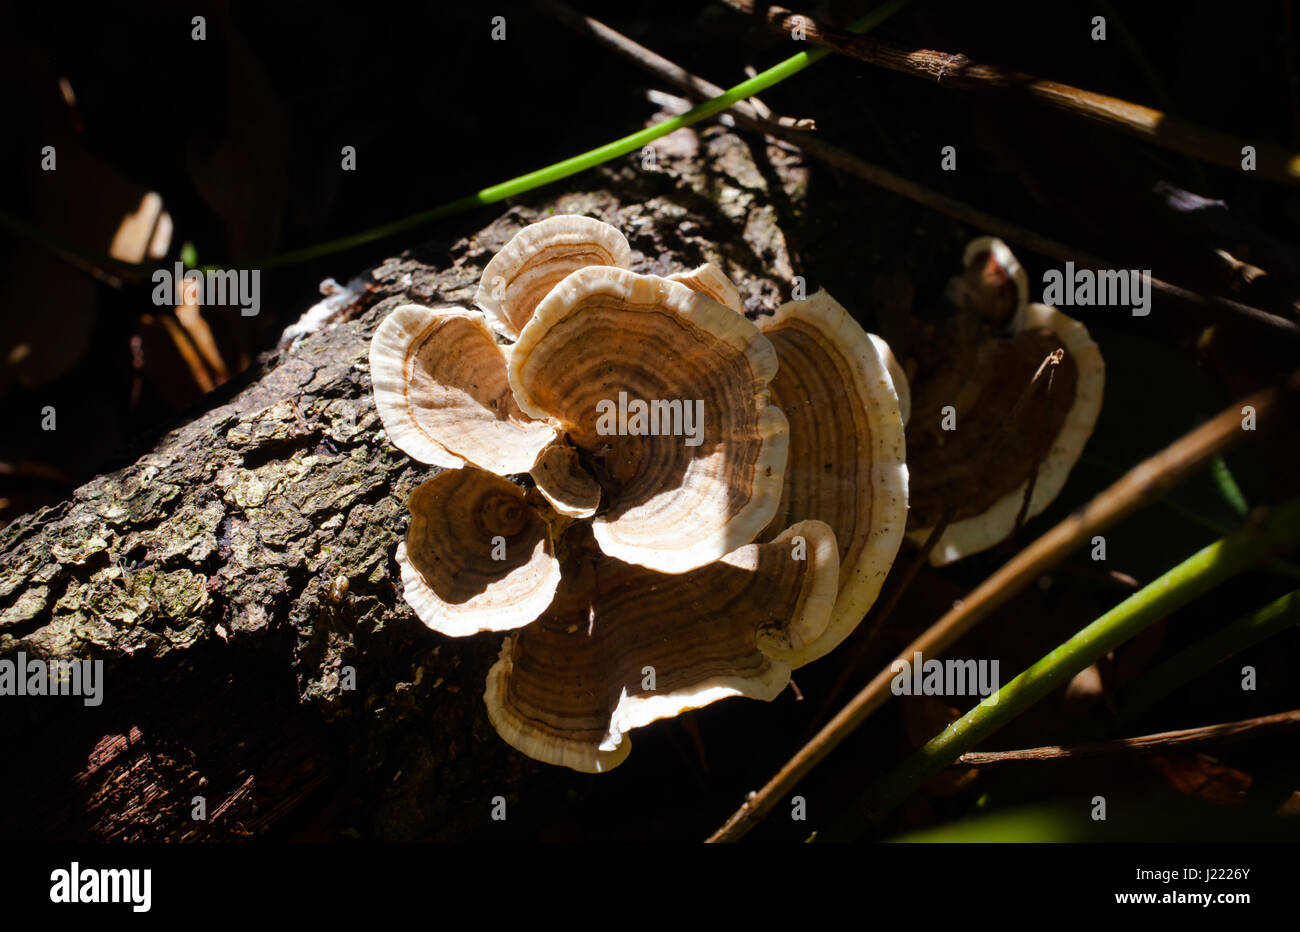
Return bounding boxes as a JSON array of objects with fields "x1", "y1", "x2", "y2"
[
  {"x1": 859, "y1": 498, "x2": 1300, "y2": 826},
  {"x1": 1209, "y1": 454, "x2": 1250, "y2": 516},
  {"x1": 260, "y1": 0, "x2": 909, "y2": 268},
  {"x1": 1, "y1": 3, "x2": 909, "y2": 274},
  {"x1": 1117, "y1": 587, "x2": 1300, "y2": 724}
]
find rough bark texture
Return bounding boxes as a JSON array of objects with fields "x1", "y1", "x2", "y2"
[{"x1": 0, "y1": 123, "x2": 808, "y2": 840}]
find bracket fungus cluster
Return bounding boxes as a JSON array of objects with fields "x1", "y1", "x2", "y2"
[
  {"x1": 897, "y1": 237, "x2": 1105, "y2": 565},
  {"x1": 369, "y1": 215, "x2": 910, "y2": 771}
]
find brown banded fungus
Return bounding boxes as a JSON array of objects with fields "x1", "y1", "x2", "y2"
[
  {"x1": 901, "y1": 237, "x2": 1105, "y2": 565},
  {"x1": 474, "y1": 214, "x2": 632, "y2": 339},
  {"x1": 528, "y1": 440, "x2": 602, "y2": 519},
  {"x1": 667, "y1": 262, "x2": 744, "y2": 313},
  {"x1": 509, "y1": 265, "x2": 788, "y2": 574},
  {"x1": 369, "y1": 215, "x2": 911, "y2": 771},
  {"x1": 396, "y1": 467, "x2": 561, "y2": 635},
  {"x1": 369, "y1": 304, "x2": 557, "y2": 474},
  {"x1": 756, "y1": 291, "x2": 910, "y2": 667},
  {"x1": 485, "y1": 521, "x2": 838, "y2": 772}
]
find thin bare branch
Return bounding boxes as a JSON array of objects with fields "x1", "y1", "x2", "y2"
[
  {"x1": 537, "y1": 4, "x2": 1300, "y2": 840},
  {"x1": 720, "y1": 0, "x2": 1300, "y2": 188},
  {"x1": 769, "y1": 126, "x2": 1300, "y2": 340},
  {"x1": 549, "y1": 3, "x2": 1300, "y2": 340},
  {"x1": 709, "y1": 373, "x2": 1299, "y2": 841},
  {"x1": 957, "y1": 709, "x2": 1300, "y2": 765},
  {"x1": 538, "y1": 0, "x2": 813, "y2": 135}
]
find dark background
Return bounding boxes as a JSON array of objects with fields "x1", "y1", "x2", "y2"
[{"x1": 2, "y1": 1, "x2": 1299, "y2": 841}]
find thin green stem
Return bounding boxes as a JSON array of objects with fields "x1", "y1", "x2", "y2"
[
  {"x1": 0, "y1": 206, "x2": 141, "y2": 283},
  {"x1": 1079, "y1": 453, "x2": 1300, "y2": 581},
  {"x1": 1210, "y1": 454, "x2": 1250, "y2": 517},
  {"x1": 855, "y1": 498, "x2": 1300, "y2": 828},
  {"x1": 1117, "y1": 587, "x2": 1300, "y2": 724},
  {"x1": 1079, "y1": 454, "x2": 1232, "y2": 535},
  {"x1": 0, "y1": 3, "x2": 909, "y2": 275},
  {"x1": 252, "y1": 0, "x2": 907, "y2": 269},
  {"x1": 891, "y1": 805, "x2": 1084, "y2": 843}
]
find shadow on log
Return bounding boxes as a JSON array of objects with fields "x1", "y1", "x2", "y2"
[{"x1": 0, "y1": 123, "x2": 810, "y2": 840}]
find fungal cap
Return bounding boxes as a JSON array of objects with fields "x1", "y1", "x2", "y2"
[
  {"x1": 666, "y1": 262, "x2": 743, "y2": 313},
  {"x1": 907, "y1": 300, "x2": 1104, "y2": 565},
  {"x1": 948, "y1": 236, "x2": 1029, "y2": 328},
  {"x1": 529, "y1": 441, "x2": 602, "y2": 518},
  {"x1": 483, "y1": 519, "x2": 839, "y2": 772},
  {"x1": 758, "y1": 290, "x2": 910, "y2": 667},
  {"x1": 508, "y1": 265, "x2": 788, "y2": 574},
  {"x1": 397, "y1": 467, "x2": 561, "y2": 635},
  {"x1": 474, "y1": 214, "x2": 632, "y2": 339},
  {"x1": 369, "y1": 304, "x2": 557, "y2": 475}
]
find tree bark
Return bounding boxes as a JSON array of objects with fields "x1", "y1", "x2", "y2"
[{"x1": 0, "y1": 123, "x2": 807, "y2": 840}]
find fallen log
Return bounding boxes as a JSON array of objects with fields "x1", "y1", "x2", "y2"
[{"x1": 0, "y1": 123, "x2": 808, "y2": 840}]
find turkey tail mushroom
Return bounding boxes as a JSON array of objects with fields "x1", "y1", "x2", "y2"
[
  {"x1": 397, "y1": 467, "x2": 562, "y2": 636},
  {"x1": 484, "y1": 520, "x2": 838, "y2": 773},
  {"x1": 904, "y1": 238, "x2": 1105, "y2": 565},
  {"x1": 474, "y1": 214, "x2": 631, "y2": 339},
  {"x1": 508, "y1": 266, "x2": 789, "y2": 574},
  {"x1": 757, "y1": 290, "x2": 910, "y2": 667},
  {"x1": 369, "y1": 304, "x2": 557, "y2": 475}
]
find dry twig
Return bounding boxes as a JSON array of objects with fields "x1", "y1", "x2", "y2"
[
  {"x1": 709, "y1": 374, "x2": 1298, "y2": 842},
  {"x1": 956, "y1": 709, "x2": 1300, "y2": 765},
  {"x1": 538, "y1": 4, "x2": 1300, "y2": 840},
  {"x1": 720, "y1": 0, "x2": 1300, "y2": 188},
  {"x1": 549, "y1": 1, "x2": 1300, "y2": 340}
]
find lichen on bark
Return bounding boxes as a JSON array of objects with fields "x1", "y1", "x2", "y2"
[{"x1": 0, "y1": 122, "x2": 806, "y2": 840}]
